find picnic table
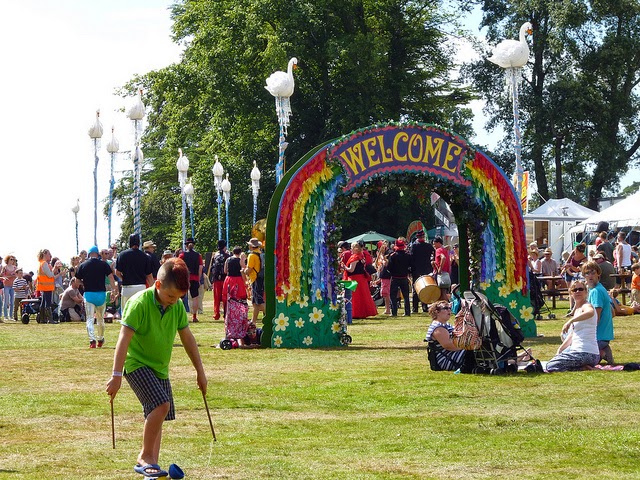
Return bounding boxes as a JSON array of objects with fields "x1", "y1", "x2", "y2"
[
  {"x1": 611, "y1": 272, "x2": 632, "y2": 305},
  {"x1": 537, "y1": 275, "x2": 567, "y2": 309}
]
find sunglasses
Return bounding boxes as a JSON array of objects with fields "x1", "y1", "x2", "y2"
[
  {"x1": 438, "y1": 306, "x2": 452, "y2": 311},
  {"x1": 571, "y1": 287, "x2": 586, "y2": 293}
]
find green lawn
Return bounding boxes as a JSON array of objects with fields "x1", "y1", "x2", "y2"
[{"x1": 1, "y1": 295, "x2": 639, "y2": 479}]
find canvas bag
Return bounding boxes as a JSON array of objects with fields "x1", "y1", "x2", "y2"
[{"x1": 452, "y1": 302, "x2": 482, "y2": 350}]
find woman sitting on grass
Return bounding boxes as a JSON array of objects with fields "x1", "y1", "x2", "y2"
[
  {"x1": 546, "y1": 280, "x2": 600, "y2": 372},
  {"x1": 425, "y1": 300, "x2": 475, "y2": 372}
]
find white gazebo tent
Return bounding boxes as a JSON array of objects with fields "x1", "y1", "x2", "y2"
[
  {"x1": 525, "y1": 198, "x2": 597, "y2": 262},
  {"x1": 567, "y1": 190, "x2": 640, "y2": 247}
]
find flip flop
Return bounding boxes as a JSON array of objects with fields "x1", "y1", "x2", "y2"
[{"x1": 134, "y1": 463, "x2": 168, "y2": 477}]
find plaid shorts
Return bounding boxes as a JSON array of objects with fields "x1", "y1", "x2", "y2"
[{"x1": 125, "y1": 366, "x2": 175, "y2": 420}]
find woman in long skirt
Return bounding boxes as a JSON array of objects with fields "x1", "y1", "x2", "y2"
[{"x1": 344, "y1": 243, "x2": 378, "y2": 319}]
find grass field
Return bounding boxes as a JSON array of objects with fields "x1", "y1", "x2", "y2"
[{"x1": 1, "y1": 293, "x2": 640, "y2": 479}]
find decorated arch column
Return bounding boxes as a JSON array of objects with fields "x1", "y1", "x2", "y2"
[{"x1": 262, "y1": 122, "x2": 534, "y2": 348}]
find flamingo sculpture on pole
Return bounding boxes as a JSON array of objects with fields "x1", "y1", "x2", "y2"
[
  {"x1": 265, "y1": 57, "x2": 297, "y2": 183},
  {"x1": 488, "y1": 22, "x2": 533, "y2": 205}
]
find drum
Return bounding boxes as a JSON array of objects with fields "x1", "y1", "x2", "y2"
[{"x1": 414, "y1": 275, "x2": 440, "y2": 304}]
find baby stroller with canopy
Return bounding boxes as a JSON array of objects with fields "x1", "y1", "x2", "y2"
[{"x1": 461, "y1": 290, "x2": 533, "y2": 374}]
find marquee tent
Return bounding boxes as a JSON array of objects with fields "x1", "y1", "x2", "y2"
[{"x1": 525, "y1": 198, "x2": 597, "y2": 262}]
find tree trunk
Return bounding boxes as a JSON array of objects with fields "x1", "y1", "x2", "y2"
[{"x1": 554, "y1": 135, "x2": 564, "y2": 198}]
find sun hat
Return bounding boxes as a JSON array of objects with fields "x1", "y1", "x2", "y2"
[
  {"x1": 247, "y1": 238, "x2": 262, "y2": 248},
  {"x1": 142, "y1": 240, "x2": 156, "y2": 249},
  {"x1": 162, "y1": 250, "x2": 173, "y2": 257},
  {"x1": 544, "y1": 247, "x2": 552, "y2": 254}
]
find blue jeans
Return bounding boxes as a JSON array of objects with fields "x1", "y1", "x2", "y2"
[{"x1": 4, "y1": 286, "x2": 14, "y2": 318}]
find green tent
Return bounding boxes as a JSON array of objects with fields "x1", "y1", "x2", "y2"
[{"x1": 346, "y1": 231, "x2": 397, "y2": 244}]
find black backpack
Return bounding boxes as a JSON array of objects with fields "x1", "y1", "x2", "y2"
[{"x1": 211, "y1": 252, "x2": 229, "y2": 282}]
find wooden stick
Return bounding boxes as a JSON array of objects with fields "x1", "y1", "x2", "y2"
[
  {"x1": 110, "y1": 398, "x2": 116, "y2": 449},
  {"x1": 201, "y1": 391, "x2": 217, "y2": 442}
]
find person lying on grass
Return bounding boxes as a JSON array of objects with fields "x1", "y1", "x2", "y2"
[
  {"x1": 609, "y1": 288, "x2": 640, "y2": 316},
  {"x1": 546, "y1": 280, "x2": 600, "y2": 372},
  {"x1": 106, "y1": 258, "x2": 207, "y2": 478}
]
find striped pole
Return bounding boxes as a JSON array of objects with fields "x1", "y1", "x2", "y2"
[
  {"x1": 509, "y1": 67, "x2": 524, "y2": 203},
  {"x1": 93, "y1": 138, "x2": 99, "y2": 246}
]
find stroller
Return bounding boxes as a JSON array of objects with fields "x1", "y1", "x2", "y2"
[
  {"x1": 20, "y1": 299, "x2": 59, "y2": 324},
  {"x1": 370, "y1": 281, "x2": 385, "y2": 307},
  {"x1": 461, "y1": 290, "x2": 538, "y2": 374},
  {"x1": 530, "y1": 271, "x2": 555, "y2": 320},
  {"x1": 20, "y1": 299, "x2": 41, "y2": 324},
  {"x1": 336, "y1": 281, "x2": 354, "y2": 346}
]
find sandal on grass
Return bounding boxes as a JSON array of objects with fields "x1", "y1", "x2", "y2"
[{"x1": 134, "y1": 463, "x2": 168, "y2": 477}]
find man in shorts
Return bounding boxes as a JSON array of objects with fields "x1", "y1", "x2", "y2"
[
  {"x1": 244, "y1": 238, "x2": 265, "y2": 325},
  {"x1": 106, "y1": 258, "x2": 207, "y2": 478}
]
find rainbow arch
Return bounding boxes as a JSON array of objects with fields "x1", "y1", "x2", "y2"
[{"x1": 263, "y1": 122, "x2": 533, "y2": 348}]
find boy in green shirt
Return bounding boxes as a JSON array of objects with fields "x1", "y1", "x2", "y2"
[{"x1": 106, "y1": 258, "x2": 207, "y2": 478}]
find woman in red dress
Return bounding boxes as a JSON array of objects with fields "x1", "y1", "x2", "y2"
[{"x1": 344, "y1": 243, "x2": 378, "y2": 319}]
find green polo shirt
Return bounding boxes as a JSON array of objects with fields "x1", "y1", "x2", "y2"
[{"x1": 122, "y1": 287, "x2": 189, "y2": 379}]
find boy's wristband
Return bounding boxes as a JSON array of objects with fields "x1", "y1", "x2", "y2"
[{"x1": 112, "y1": 371, "x2": 123, "y2": 377}]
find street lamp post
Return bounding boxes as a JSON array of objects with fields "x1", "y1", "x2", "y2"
[
  {"x1": 250, "y1": 161, "x2": 261, "y2": 225},
  {"x1": 88, "y1": 110, "x2": 103, "y2": 246},
  {"x1": 221, "y1": 173, "x2": 231, "y2": 247},
  {"x1": 184, "y1": 181, "x2": 195, "y2": 239},
  {"x1": 176, "y1": 148, "x2": 189, "y2": 250},
  {"x1": 106, "y1": 126, "x2": 119, "y2": 247},
  {"x1": 72, "y1": 200, "x2": 80, "y2": 255},
  {"x1": 127, "y1": 90, "x2": 145, "y2": 237},
  {"x1": 212, "y1": 155, "x2": 224, "y2": 241}
]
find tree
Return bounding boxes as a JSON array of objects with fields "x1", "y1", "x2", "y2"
[
  {"x1": 115, "y1": 0, "x2": 476, "y2": 250},
  {"x1": 463, "y1": 0, "x2": 640, "y2": 208}
]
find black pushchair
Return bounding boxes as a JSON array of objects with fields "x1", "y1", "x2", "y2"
[
  {"x1": 462, "y1": 290, "x2": 536, "y2": 374},
  {"x1": 370, "y1": 281, "x2": 385, "y2": 307},
  {"x1": 530, "y1": 271, "x2": 555, "y2": 320},
  {"x1": 20, "y1": 299, "x2": 41, "y2": 324}
]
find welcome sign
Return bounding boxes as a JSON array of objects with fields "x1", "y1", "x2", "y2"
[{"x1": 328, "y1": 125, "x2": 471, "y2": 191}]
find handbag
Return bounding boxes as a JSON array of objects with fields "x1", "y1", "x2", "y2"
[
  {"x1": 365, "y1": 263, "x2": 377, "y2": 276},
  {"x1": 452, "y1": 305, "x2": 482, "y2": 350},
  {"x1": 437, "y1": 272, "x2": 451, "y2": 288}
]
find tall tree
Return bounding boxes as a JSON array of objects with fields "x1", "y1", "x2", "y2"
[
  {"x1": 116, "y1": 0, "x2": 476, "y2": 249},
  {"x1": 463, "y1": 0, "x2": 640, "y2": 208}
]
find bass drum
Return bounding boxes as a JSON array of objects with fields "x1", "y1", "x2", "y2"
[{"x1": 414, "y1": 275, "x2": 440, "y2": 304}]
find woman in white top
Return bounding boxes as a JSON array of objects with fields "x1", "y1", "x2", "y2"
[{"x1": 546, "y1": 280, "x2": 600, "y2": 372}]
